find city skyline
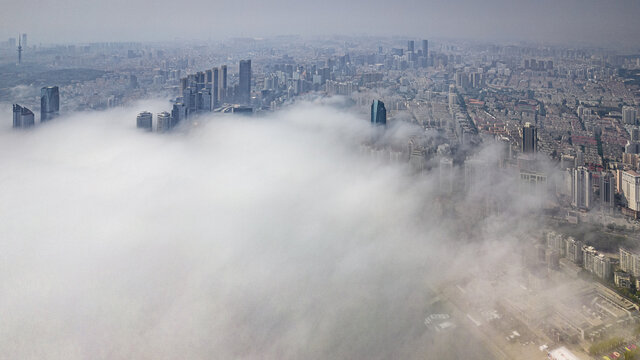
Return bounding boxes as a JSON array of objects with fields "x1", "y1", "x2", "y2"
[{"x1": 4, "y1": 5, "x2": 640, "y2": 358}]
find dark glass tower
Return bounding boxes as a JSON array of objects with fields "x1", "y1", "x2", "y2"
[
  {"x1": 371, "y1": 100, "x2": 386, "y2": 126},
  {"x1": 40, "y1": 86, "x2": 59, "y2": 122},
  {"x1": 219, "y1": 65, "x2": 227, "y2": 104},
  {"x1": 407, "y1": 40, "x2": 414, "y2": 53},
  {"x1": 239, "y1": 60, "x2": 251, "y2": 105},
  {"x1": 212, "y1": 67, "x2": 219, "y2": 108},
  {"x1": 522, "y1": 122, "x2": 537, "y2": 153}
]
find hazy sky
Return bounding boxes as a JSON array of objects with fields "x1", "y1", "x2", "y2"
[
  {"x1": 0, "y1": 98, "x2": 550, "y2": 359},
  {"x1": 1, "y1": 0, "x2": 640, "y2": 46}
]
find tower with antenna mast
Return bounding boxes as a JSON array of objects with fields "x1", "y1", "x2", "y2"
[{"x1": 17, "y1": 34, "x2": 22, "y2": 64}]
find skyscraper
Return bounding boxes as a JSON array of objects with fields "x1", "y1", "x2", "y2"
[
  {"x1": 205, "y1": 69, "x2": 213, "y2": 84},
  {"x1": 21, "y1": 34, "x2": 27, "y2": 49},
  {"x1": 621, "y1": 169, "x2": 640, "y2": 212},
  {"x1": 136, "y1": 111, "x2": 153, "y2": 131},
  {"x1": 522, "y1": 122, "x2": 537, "y2": 153},
  {"x1": 371, "y1": 100, "x2": 386, "y2": 126},
  {"x1": 572, "y1": 166, "x2": 592, "y2": 209},
  {"x1": 219, "y1": 65, "x2": 227, "y2": 104},
  {"x1": 156, "y1": 112, "x2": 172, "y2": 133},
  {"x1": 171, "y1": 103, "x2": 187, "y2": 127},
  {"x1": 40, "y1": 86, "x2": 59, "y2": 122},
  {"x1": 12, "y1": 104, "x2": 34, "y2": 128},
  {"x1": 600, "y1": 171, "x2": 614, "y2": 211},
  {"x1": 239, "y1": 60, "x2": 252, "y2": 105},
  {"x1": 407, "y1": 40, "x2": 414, "y2": 53},
  {"x1": 422, "y1": 39, "x2": 428, "y2": 56},
  {"x1": 212, "y1": 67, "x2": 219, "y2": 108}
]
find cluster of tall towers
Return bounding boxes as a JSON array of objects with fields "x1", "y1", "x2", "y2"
[
  {"x1": 404, "y1": 39, "x2": 429, "y2": 67},
  {"x1": 136, "y1": 60, "x2": 252, "y2": 132},
  {"x1": 179, "y1": 59, "x2": 251, "y2": 112},
  {"x1": 12, "y1": 86, "x2": 60, "y2": 129}
]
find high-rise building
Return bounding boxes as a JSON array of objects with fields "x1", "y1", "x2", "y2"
[
  {"x1": 219, "y1": 65, "x2": 227, "y2": 104},
  {"x1": 212, "y1": 67, "x2": 219, "y2": 108},
  {"x1": 371, "y1": 100, "x2": 386, "y2": 126},
  {"x1": 619, "y1": 248, "x2": 640, "y2": 277},
  {"x1": 156, "y1": 112, "x2": 172, "y2": 133},
  {"x1": 623, "y1": 106, "x2": 637, "y2": 125},
  {"x1": 136, "y1": 111, "x2": 153, "y2": 131},
  {"x1": 198, "y1": 89, "x2": 212, "y2": 111},
  {"x1": 565, "y1": 237, "x2": 583, "y2": 265},
  {"x1": 407, "y1": 40, "x2": 414, "y2": 53},
  {"x1": 546, "y1": 231, "x2": 566, "y2": 257},
  {"x1": 239, "y1": 60, "x2": 251, "y2": 105},
  {"x1": 521, "y1": 122, "x2": 537, "y2": 153},
  {"x1": 12, "y1": 104, "x2": 35, "y2": 128},
  {"x1": 582, "y1": 245, "x2": 611, "y2": 280},
  {"x1": 422, "y1": 39, "x2": 428, "y2": 57},
  {"x1": 21, "y1": 33, "x2": 27, "y2": 48},
  {"x1": 600, "y1": 171, "x2": 615, "y2": 211},
  {"x1": 621, "y1": 169, "x2": 640, "y2": 211},
  {"x1": 205, "y1": 69, "x2": 213, "y2": 84},
  {"x1": 572, "y1": 166, "x2": 592, "y2": 209},
  {"x1": 40, "y1": 86, "x2": 59, "y2": 122},
  {"x1": 171, "y1": 103, "x2": 187, "y2": 127}
]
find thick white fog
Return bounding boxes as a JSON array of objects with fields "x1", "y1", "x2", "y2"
[{"x1": 0, "y1": 99, "x2": 543, "y2": 359}]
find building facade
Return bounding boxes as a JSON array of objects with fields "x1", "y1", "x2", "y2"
[
  {"x1": 371, "y1": 100, "x2": 387, "y2": 126},
  {"x1": 40, "y1": 86, "x2": 60, "y2": 122}
]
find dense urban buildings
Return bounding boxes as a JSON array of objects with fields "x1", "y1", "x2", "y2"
[{"x1": 6, "y1": 33, "x2": 640, "y2": 360}]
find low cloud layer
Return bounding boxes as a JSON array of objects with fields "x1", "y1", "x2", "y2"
[{"x1": 0, "y1": 99, "x2": 543, "y2": 359}]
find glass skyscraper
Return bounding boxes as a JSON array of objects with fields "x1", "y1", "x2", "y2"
[
  {"x1": 40, "y1": 86, "x2": 59, "y2": 122},
  {"x1": 136, "y1": 111, "x2": 153, "y2": 131},
  {"x1": 371, "y1": 100, "x2": 386, "y2": 126},
  {"x1": 522, "y1": 122, "x2": 537, "y2": 153},
  {"x1": 239, "y1": 60, "x2": 251, "y2": 105},
  {"x1": 13, "y1": 104, "x2": 35, "y2": 128},
  {"x1": 219, "y1": 65, "x2": 227, "y2": 104}
]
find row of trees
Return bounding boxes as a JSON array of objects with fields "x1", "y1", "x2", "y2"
[{"x1": 589, "y1": 337, "x2": 624, "y2": 355}]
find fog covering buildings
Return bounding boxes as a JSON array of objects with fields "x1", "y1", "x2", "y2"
[
  {"x1": 136, "y1": 111, "x2": 152, "y2": 131},
  {"x1": 0, "y1": 98, "x2": 584, "y2": 359}
]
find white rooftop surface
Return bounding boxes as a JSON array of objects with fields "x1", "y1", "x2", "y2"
[{"x1": 549, "y1": 346, "x2": 581, "y2": 360}]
